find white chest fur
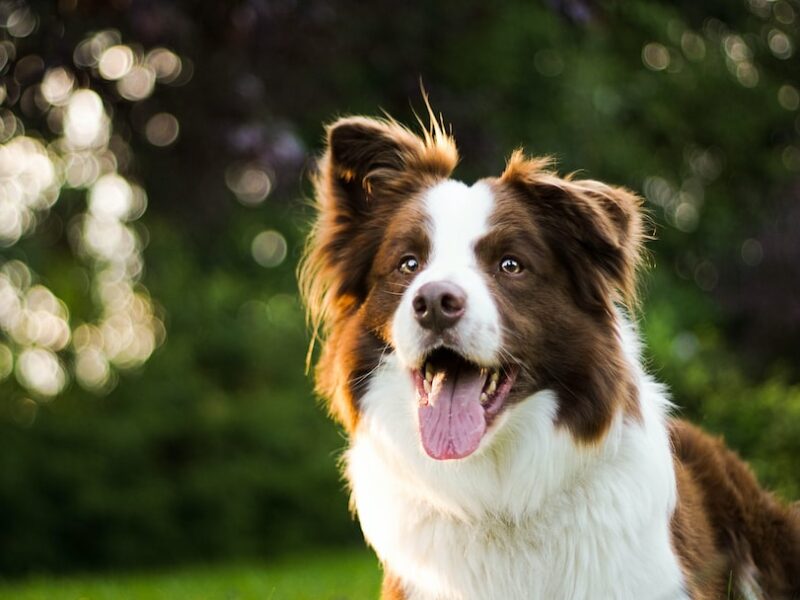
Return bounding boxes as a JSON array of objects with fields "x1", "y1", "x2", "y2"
[{"x1": 345, "y1": 353, "x2": 688, "y2": 600}]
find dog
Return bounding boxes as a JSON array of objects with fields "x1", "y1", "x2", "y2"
[{"x1": 299, "y1": 113, "x2": 800, "y2": 599}]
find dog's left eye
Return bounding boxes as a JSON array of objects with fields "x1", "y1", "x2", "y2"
[
  {"x1": 398, "y1": 255, "x2": 420, "y2": 274},
  {"x1": 500, "y1": 256, "x2": 523, "y2": 274}
]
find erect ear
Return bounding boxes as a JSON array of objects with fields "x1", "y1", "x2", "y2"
[
  {"x1": 501, "y1": 151, "x2": 645, "y2": 315},
  {"x1": 302, "y1": 116, "x2": 458, "y2": 330}
]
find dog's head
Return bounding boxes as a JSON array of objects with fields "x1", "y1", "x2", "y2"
[{"x1": 301, "y1": 115, "x2": 644, "y2": 460}]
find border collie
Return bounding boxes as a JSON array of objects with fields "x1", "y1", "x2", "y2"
[{"x1": 300, "y1": 114, "x2": 800, "y2": 600}]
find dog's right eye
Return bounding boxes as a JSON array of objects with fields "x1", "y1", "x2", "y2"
[
  {"x1": 500, "y1": 256, "x2": 524, "y2": 275},
  {"x1": 398, "y1": 255, "x2": 419, "y2": 274}
]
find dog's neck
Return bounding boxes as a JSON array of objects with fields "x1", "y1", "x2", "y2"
[{"x1": 345, "y1": 323, "x2": 688, "y2": 599}]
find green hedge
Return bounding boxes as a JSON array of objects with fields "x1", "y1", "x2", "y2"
[{"x1": 1, "y1": 0, "x2": 799, "y2": 574}]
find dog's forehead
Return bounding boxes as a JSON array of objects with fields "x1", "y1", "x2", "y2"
[{"x1": 422, "y1": 179, "x2": 495, "y2": 262}]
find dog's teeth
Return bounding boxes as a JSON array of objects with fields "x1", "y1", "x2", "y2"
[
  {"x1": 490, "y1": 370, "x2": 499, "y2": 384},
  {"x1": 425, "y1": 363, "x2": 433, "y2": 382},
  {"x1": 424, "y1": 379, "x2": 431, "y2": 394},
  {"x1": 486, "y1": 380, "x2": 497, "y2": 395},
  {"x1": 480, "y1": 392, "x2": 489, "y2": 404}
]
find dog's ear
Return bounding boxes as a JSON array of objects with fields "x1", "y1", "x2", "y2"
[
  {"x1": 502, "y1": 151, "x2": 645, "y2": 314},
  {"x1": 302, "y1": 116, "x2": 458, "y2": 333},
  {"x1": 324, "y1": 116, "x2": 456, "y2": 215}
]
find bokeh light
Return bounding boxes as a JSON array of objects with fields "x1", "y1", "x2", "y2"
[
  {"x1": 89, "y1": 174, "x2": 135, "y2": 221},
  {"x1": 778, "y1": 84, "x2": 799, "y2": 111},
  {"x1": 0, "y1": 135, "x2": 59, "y2": 245},
  {"x1": 117, "y1": 65, "x2": 155, "y2": 101},
  {"x1": 98, "y1": 45, "x2": 134, "y2": 80},
  {"x1": 0, "y1": 24, "x2": 172, "y2": 399},
  {"x1": 768, "y1": 29, "x2": 793, "y2": 59},
  {"x1": 251, "y1": 230, "x2": 287, "y2": 268},
  {"x1": 773, "y1": 1, "x2": 796, "y2": 24},
  {"x1": 642, "y1": 42, "x2": 670, "y2": 71},
  {"x1": 40, "y1": 67, "x2": 75, "y2": 106},
  {"x1": 720, "y1": 33, "x2": 760, "y2": 87},
  {"x1": 15, "y1": 347, "x2": 66, "y2": 398},
  {"x1": 73, "y1": 29, "x2": 120, "y2": 68},
  {"x1": 226, "y1": 163, "x2": 272, "y2": 205},
  {"x1": 146, "y1": 48, "x2": 182, "y2": 83},
  {"x1": 680, "y1": 31, "x2": 706, "y2": 61},
  {"x1": 75, "y1": 345, "x2": 111, "y2": 391},
  {"x1": 0, "y1": 41, "x2": 13, "y2": 71},
  {"x1": 64, "y1": 89, "x2": 109, "y2": 149},
  {"x1": 674, "y1": 202, "x2": 699, "y2": 232},
  {"x1": 145, "y1": 112, "x2": 179, "y2": 147},
  {"x1": 782, "y1": 145, "x2": 800, "y2": 171},
  {"x1": 5, "y1": 6, "x2": 36, "y2": 38}
]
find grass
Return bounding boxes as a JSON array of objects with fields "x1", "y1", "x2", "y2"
[{"x1": 0, "y1": 549, "x2": 381, "y2": 600}]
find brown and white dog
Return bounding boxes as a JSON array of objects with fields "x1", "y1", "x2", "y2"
[{"x1": 300, "y1": 114, "x2": 800, "y2": 600}]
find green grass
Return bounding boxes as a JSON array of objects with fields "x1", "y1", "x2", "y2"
[{"x1": 0, "y1": 549, "x2": 381, "y2": 600}]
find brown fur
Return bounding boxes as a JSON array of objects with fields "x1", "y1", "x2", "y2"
[
  {"x1": 299, "y1": 113, "x2": 800, "y2": 598},
  {"x1": 482, "y1": 163, "x2": 644, "y2": 442},
  {"x1": 670, "y1": 420, "x2": 800, "y2": 599},
  {"x1": 500, "y1": 151, "x2": 645, "y2": 313},
  {"x1": 299, "y1": 115, "x2": 457, "y2": 431}
]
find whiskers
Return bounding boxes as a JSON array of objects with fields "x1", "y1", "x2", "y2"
[
  {"x1": 497, "y1": 345, "x2": 537, "y2": 385},
  {"x1": 497, "y1": 325, "x2": 537, "y2": 384},
  {"x1": 383, "y1": 281, "x2": 412, "y2": 298},
  {"x1": 348, "y1": 342, "x2": 393, "y2": 389}
]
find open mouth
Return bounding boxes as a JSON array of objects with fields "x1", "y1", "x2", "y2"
[{"x1": 412, "y1": 348, "x2": 518, "y2": 461}]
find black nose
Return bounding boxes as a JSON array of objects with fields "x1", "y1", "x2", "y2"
[{"x1": 412, "y1": 281, "x2": 466, "y2": 333}]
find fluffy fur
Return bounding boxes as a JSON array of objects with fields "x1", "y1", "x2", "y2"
[{"x1": 300, "y1": 114, "x2": 800, "y2": 600}]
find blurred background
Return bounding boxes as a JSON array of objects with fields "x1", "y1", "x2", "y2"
[{"x1": 0, "y1": 0, "x2": 798, "y2": 590}]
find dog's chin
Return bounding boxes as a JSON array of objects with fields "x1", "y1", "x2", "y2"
[{"x1": 409, "y1": 347, "x2": 519, "y2": 461}]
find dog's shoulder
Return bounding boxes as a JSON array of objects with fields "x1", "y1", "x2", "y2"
[{"x1": 669, "y1": 418, "x2": 800, "y2": 599}]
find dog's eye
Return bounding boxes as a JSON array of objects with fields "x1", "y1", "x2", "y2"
[
  {"x1": 500, "y1": 256, "x2": 523, "y2": 275},
  {"x1": 398, "y1": 255, "x2": 420, "y2": 274}
]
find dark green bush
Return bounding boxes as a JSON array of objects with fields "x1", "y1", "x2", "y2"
[{"x1": 1, "y1": 0, "x2": 798, "y2": 574}]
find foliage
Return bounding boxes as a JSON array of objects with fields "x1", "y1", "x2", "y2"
[
  {"x1": 0, "y1": 0, "x2": 798, "y2": 575},
  {"x1": 0, "y1": 217, "x2": 362, "y2": 573}
]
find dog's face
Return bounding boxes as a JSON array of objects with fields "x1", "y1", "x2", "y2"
[{"x1": 302, "y1": 116, "x2": 644, "y2": 460}]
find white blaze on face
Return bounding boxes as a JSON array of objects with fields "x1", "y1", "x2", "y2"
[{"x1": 391, "y1": 179, "x2": 501, "y2": 367}]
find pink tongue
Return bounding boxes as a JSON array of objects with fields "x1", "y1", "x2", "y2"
[{"x1": 419, "y1": 366, "x2": 487, "y2": 460}]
